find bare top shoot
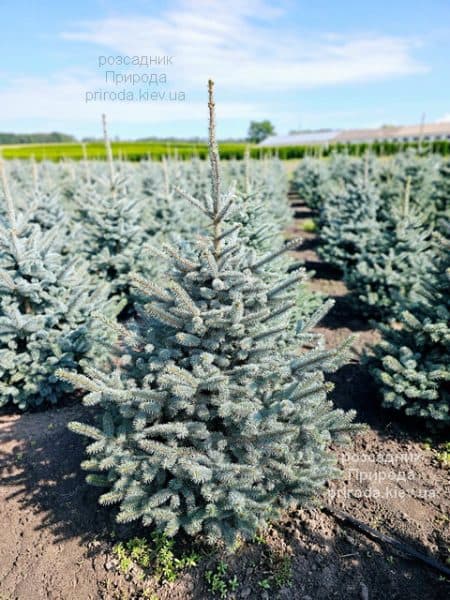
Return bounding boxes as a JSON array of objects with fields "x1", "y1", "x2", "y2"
[{"x1": 102, "y1": 113, "x2": 116, "y2": 192}]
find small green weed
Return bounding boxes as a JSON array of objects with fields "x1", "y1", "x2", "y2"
[
  {"x1": 152, "y1": 532, "x2": 199, "y2": 582},
  {"x1": 272, "y1": 554, "x2": 292, "y2": 588},
  {"x1": 253, "y1": 532, "x2": 267, "y2": 545},
  {"x1": 258, "y1": 578, "x2": 271, "y2": 590},
  {"x1": 436, "y1": 442, "x2": 450, "y2": 466},
  {"x1": 205, "y1": 560, "x2": 238, "y2": 599},
  {"x1": 422, "y1": 438, "x2": 433, "y2": 451},
  {"x1": 113, "y1": 533, "x2": 199, "y2": 583},
  {"x1": 259, "y1": 551, "x2": 293, "y2": 590},
  {"x1": 422, "y1": 440, "x2": 450, "y2": 466}
]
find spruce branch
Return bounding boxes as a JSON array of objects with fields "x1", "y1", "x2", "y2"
[
  {"x1": 145, "y1": 303, "x2": 184, "y2": 329},
  {"x1": 267, "y1": 268, "x2": 307, "y2": 298},
  {"x1": 162, "y1": 156, "x2": 170, "y2": 197},
  {"x1": 167, "y1": 280, "x2": 200, "y2": 315},
  {"x1": 102, "y1": 113, "x2": 115, "y2": 191},
  {"x1": 216, "y1": 186, "x2": 237, "y2": 222},
  {"x1": 217, "y1": 223, "x2": 241, "y2": 242},
  {"x1": 0, "y1": 157, "x2": 17, "y2": 235},
  {"x1": 252, "y1": 237, "x2": 303, "y2": 270},
  {"x1": 68, "y1": 421, "x2": 104, "y2": 440},
  {"x1": 253, "y1": 326, "x2": 285, "y2": 342},
  {"x1": 300, "y1": 298, "x2": 335, "y2": 332},
  {"x1": 91, "y1": 310, "x2": 137, "y2": 346},
  {"x1": 56, "y1": 369, "x2": 102, "y2": 393},
  {"x1": 131, "y1": 274, "x2": 172, "y2": 302},
  {"x1": 403, "y1": 175, "x2": 411, "y2": 218},
  {"x1": 174, "y1": 186, "x2": 212, "y2": 218},
  {"x1": 31, "y1": 155, "x2": 39, "y2": 193},
  {"x1": 161, "y1": 243, "x2": 198, "y2": 271}
]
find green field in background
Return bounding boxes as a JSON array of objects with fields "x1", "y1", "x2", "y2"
[
  {"x1": 0, "y1": 141, "x2": 252, "y2": 161},
  {"x1": 1, "y1": 138, "x2": 449, "y2": 161}
]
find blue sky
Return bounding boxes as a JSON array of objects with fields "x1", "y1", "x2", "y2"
[{"x1": 0, "y1": 0, "x2": 449, "y2": 139}]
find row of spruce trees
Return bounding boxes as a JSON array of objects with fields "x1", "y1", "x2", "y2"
[
  {"x1": 1, "y1": 112, "x2": 322, "y2": 410},
  {"x1": 293, "y1": 151, "x2": 449, "y2": 426},
  {"x1": 0, "y1": 83, "x2": 358, "y2": 546}
]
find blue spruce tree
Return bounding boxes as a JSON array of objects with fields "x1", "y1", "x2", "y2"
[
  {"x1": 344, "y1": 185, "x2": 436, "y2": 320},
  {"x1": 377, "y1": 148, "x2": 439, "y2": 226},
  {"x1": 370, "y1": 226, "x2": 449, "y2": 425},
  {"x1": 0, "y1": 160, "x2": 118, "y2": 410},
  {"x1": 292, "y1": 157, "x2": 331, "y2": 211},
  {"x1": 72, "y1": 115, "x2": 154, "y2": 308},
  {"x1": 432, "y1": 158, "x2": 450, "y2": 227},
  {"x1": 318, "y1": 177, "x2": 381, "y2": 272},
  {"x1": 58, "y1": 81, "x2": 359, "y2": 546}
]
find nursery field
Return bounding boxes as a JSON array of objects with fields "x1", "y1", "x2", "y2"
[
  {"x1": 0, "y1": 92, "x2": 448, "y2": 599},
  {"x1": 0, "y1": 191, "x2": 449, "y2": 599},
  {"x1": 0, "y1": 141, "x2": 250, "y2": 162},
  {"x1": 3, "y1": 138, "x2": 450, "y2": 162}
]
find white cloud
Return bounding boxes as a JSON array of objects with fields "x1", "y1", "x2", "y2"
[{"x1": 61, "y1": 0, "x2": 427, "y2": 89}]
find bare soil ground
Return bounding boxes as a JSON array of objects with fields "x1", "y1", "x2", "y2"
[{"x1": 0, "y1": 192, "x2": 448, "y2": 600}]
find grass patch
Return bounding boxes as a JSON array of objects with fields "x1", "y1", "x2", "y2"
[
  {"x1": 113, "y1": 533, "x2": 199, "y2": 583},
  {"x1": 204, "y1": 560, "x2": 239, "y2": 599}
]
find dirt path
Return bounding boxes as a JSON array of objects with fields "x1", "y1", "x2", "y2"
[{"x1": 0, "y1": 192, "x2": 448, "y2": 600}]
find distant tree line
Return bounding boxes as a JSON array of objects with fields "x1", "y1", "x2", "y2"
[{"x1": 0, "y1": 132, "x2": 77, "y2": 144}]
